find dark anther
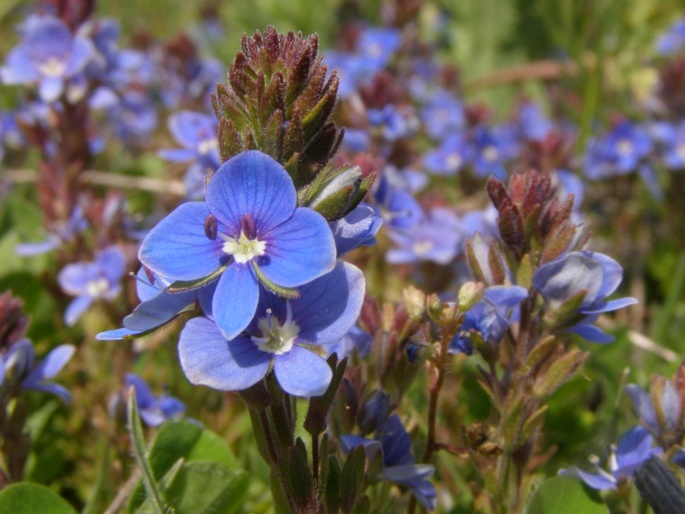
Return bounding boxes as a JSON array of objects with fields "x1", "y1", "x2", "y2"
[
  {"x1": 204, "y1": 214, "x2": 218, "y2": 240},
  {"x1": 241, "y1": 213, "x2": 257, "y2": 239}
]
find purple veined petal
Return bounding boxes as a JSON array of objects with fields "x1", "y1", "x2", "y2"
[
  {"x1": 259, "y1": 208, "x2": 336, "y2": 288},
  {"x1": 533, "y1": 253, "x2": 603, "y2": 307},
  {"x1": 158, "y1": 148, "x2": 197, "y2": 162},
  {"x1": 581, "y1": 251, "x2": 624, "y2": 299},
  {"x1": 339, "y1": 435, "x2": 383, "y2": 461},
  {"x1": 483, "y1": 286, "x2": 529, "y2": 310},
  {"x1": 273, "y1": 345, "x2": 332, "y2": 397},
  {"x1": 558, "y1": 467, "x2": 616, "y2": 490},
  {"x1": 205, "y1": 150, "x2": 297, "y2": 234},
  {"x1": 64, "y1": 36, "x2": 94, "y2": 76},
  {"x1": 614, "y1": 426, "x2": 661, "y2": 478},
  {"x1": 178, "y1": 317, "x2": 271, "y2": 391},
  {"x1": 139, "y1": 202, "x2": 223, "y2": 281},
  {"x1": 212, "y1": 264, "x2": 259, "y2": 340},
  {"x1": 39, "y1": 76, "x2": 65, "y2": 103},
  {"x1": 122, "y1": 287, "x2": 196, "y2": 331},
  {"x1": 581, "y1": 297, "x2": 638, "y2": 315},
  {"x1": 625, "y1": 384, "x2": 659, "y2": 433},
  {"x1": 125, "y1": 373, "x2": 156, "y2": 409},
  {"x1": 293, "y1": 262, "x2": 365, "y2": 345},
  {"x1": 567, "y1": 323, "x2": 615, "y2": 344},
  {"x1": 96, "y1": 327, "x2": 140, "y2": 340},
  {"x1": 96, "y1": 246, "x2": 126, "y2": 283},
  {"x1": 64, "y1": 295, "x2": 94, "y2": 326}
]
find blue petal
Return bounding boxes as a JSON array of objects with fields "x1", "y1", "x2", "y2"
[
  {"x1": 259, "y1": 208, "x2": 336, "y2": 287},
  {"x1": 139, "y1": 408, "x2": 167, "y2": 427},
  {"x1": 567, "y1": 323, "x2": 615, "y2": 344},
  {"x1": 339, "y1": 435, "x2": 383, "y2": 460},
  {"x1": 625, "y1": 384, "x2": 659, "y2": 433},
  {"x1": 96, "y1": 246, "x2": 126, "y2": 283},
  {"x1": 558, "y1": 467, "x2": 616, "y2": 490},
  {"x1": 330, "y1": 205, "x2": 382, "y2": 256},
  {"x1": 178, "y1": 317, "x2": 270, "y2": 391},
  {"x1": 158, "y1": 148, "x2": 196, "y2": 162},
  {"x1": 294, "y1": 262, "x2": 365, "y2": 345},
  {"x1": 125, "y1": 373, "x2": 156, "y2": 409},
  {"x1": 123, "y1": 287, "x2": 196, "y2": 331},
  {"x1": 64, "y1": 296, "x2": 94, "y2": 326},
  {"x1": 26, "y1": 344, "x2": 75, "y2": 381},
  {"x1": 139, "y1": 202, "x2": 223, "y2": 281},
  {"x1": 213, "y1": 264, "x2": 259, "y2": 340},
  {"x1": 159, "y1": 395, "x2": 186, "y2": 418},
  {"x1": 533, "y1": 253, "x2": 603, "y2": 306},
  {"x1": 39, "y1": 76, "x2": 64, "y2": 103},
  {"x1": 205, "y1": 150, "x2": 296, "y2": 234},
  {"x1": 58, "y1": 262, "x2": 99, "y2": 295},
  {"x1": 581, "y1": 297, "x2": 638, "y2": 315},
  {"x1": 96, "y1": 327, "x2": 139, "y2": 340},
  {"x1": 273, "y1": 345, "x2": 332, "y2": 397}
]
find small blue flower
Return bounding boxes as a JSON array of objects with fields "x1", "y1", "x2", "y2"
[
  {"x1": 368, "y1": 104, "x2": 416, "y2": 142},
  {"x1": 420, "y1": 90, "x2": 465, "y2": 141},
  {"x1": 423, "y1": 133, "x2": 473, "y2": 175},
  {"x1": 449, "y1": 286, "x2": 528, "y2": 355},
  {"x1": 124, "y1": 373, "x2": 185, "y2": 427},
  {"x1": 357, "y1": 27, "x2": 402, "y2": 69},
  {"x1": 341, "y1": 414, "x2": 437, "y2": 510},
  {"x1": 650, "y1": 121, "x2": 685, "y2": 170},
  {"x1": 1, "y1": 15, "x2": 94, "y2": 103},
  {"x1": 516, "y1": 101, "x2": 553, "y2": 141},
  {"x1": 373, "y1": 173, "x2": 423, "y2": 230},
  {"x1": 326, "y1": 325, "x2": 373, "y2": 360},
  {"x1": 178, "y1": 262, "x2": 365, "y2": 397},
  {"x1": 329, "y1": 204, "x2": 383, "y2": 256},
  {"x1": 656, "y1": 18, "x2": 685, "y2": 56},
  {"x1": 626, "y1": 381, "x2": 682, "y2": 445},
  {"x1": 139, "y1": 150, "x2": 337, "y2": 341},
  {"x1": 584, "y1": 121, "x2": 652, "y2": 179},
  {"x1": 472, "y1": 125, "x2": 518, "y2": 179},
  {"x1": 558, "y1": 426, "x2": 663, "y2": 490},
  {"x1": 58, "y1": 246, "x2": 126, "y2": 326},
  {"x1": 532, "y1": 251, "x2": 638, "y2": 343},
  {"x1": 2, "y1": 339, "x2": 75, "y2": 403},
  {"x1": 387, "y1": 208, "x2": 462, "y2": 265}
]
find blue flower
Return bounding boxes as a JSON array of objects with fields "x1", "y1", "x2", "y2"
[
  {"x1": 373, "y1": 173, "x2": 423, "y2": 230},
  {"x1": 58, "y1": 246, "x2": 127, "y2": 326},
  {"x1": 329, "y1": 204, "x2": 383, "y2": 256},
  {"x1": 2, "y1": 339, "x2": 75, "y2": 403},
  {"x1": 368, "y1": 105, "x2": 416, "y2": 142},
  {"x1": 558, "y1": 426, "x2": 663, "y2": 490},
  {"x1": 139, "y1": 150, "x2": 336, "y2": 340},
  {"x1": 472, "y1": 125, "x2": 518, "y2": 179},
  {"x1": 423, "y1": 133, "x2": 473, "y2": 175},
  {"x1": 326, "y1": 325, "x2": 373, "y2": 360},
  {"x1": 626, "y1": 380, "x2": 682, "y2": 445},
  {"x1": 178, "y1": 262, "x2": 364, "y2": 397},
  {"x1": 650, "y1": 121, "x2": 685, "y2": 170},
  {"x1": 532, "y1": 251, "x2": 638, "y2": 343},
  {"x1": 357, "y1": 27, "x2": 402, "y2": 69},
  {"x1": 420, "y1": 90, "x2": 465, "y2": 141},
  {"x1": 1, "y1": 15, "x2": 94, "y2": 103},
  {"x1": 124, "y1": 373, "x2": 185, "y2": 427},
  {"x1": 584, "y1": 121, "x2": 652, "y2": 179},
  {"x1": 449, "y1": 285, "x2": 528, "y2": 355},
  {"x1": 341, "y1": 414, "x2": 437, "y2": 510},
  {"x1": 656, "y1": 18, "x2": 685, "y2": 56},
  {"x1": 516, "y1": 101, "x2": 553, "y2": 141}
]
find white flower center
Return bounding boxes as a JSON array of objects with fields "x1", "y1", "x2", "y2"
[
  {"x1": 676, "y1": 144, "x2": 685, "y2": 161},
  {"x1": 446, "y1": 153, "x2": 462, "y2": 170},
  {"x1": 413, "y1": 240, "x2": 434, "y2": 256},
  {"x1": 616, "y1": 138, "x2": 634, "y2": 156},
  {"x1": 219, "y1": 231, "x2": 266, "y2": 264},
  {"x1": 482, "y1": 145, "x2": 499, "y2": 162},
  {"x1": 39, "y1": 57, "x2": 67, "y2": 78},
  {"x1": 251, "y1": 305, "x2": 300, "y2": 355},
  {"x1": 198, "y1": 137, "x2": 217, "y2": 155},
  {"x1": 86, "y1": 277, "x2": 110, "y2": 297}
]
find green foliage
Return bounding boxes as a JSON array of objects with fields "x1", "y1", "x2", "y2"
[
  {"x1": 0, "y1": 482, "x2": 77, "y2": 514},
  {"x1": 525, "y1": 476, "x2": 608, "y2": 514}
]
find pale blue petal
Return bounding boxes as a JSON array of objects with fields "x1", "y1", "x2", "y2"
[
  {"x1": 96, "y1": 327, "x2": 140, "y2": 340},
  {"x1": 294, "y1": 262, "x2": 365, "y2": 345},
  {"x1": 273, "y1": 345, "x2": 332, "y2": 397},
  {"x1": 259, "y1": 208, "x2": 336, "y2": 287},
  {"x1": 558, "y1": 467, "x2": 616, "y2": 490},
  {"x1": 39, "y1": 76, "x2": 64, "y2": 103},
  {"x1": 65, "y1": 296, "x2": 93, "y2": 326},
  {"x1": 139, "y1": 202, "x2": 223, "y2": 281},
  {"x1": 96, "y1": 246, "x2": 126, "y2": 283},
  {"x1": 58, "y1": 262, "x2": 99, "y2": 295},
  {"x1": 568, "y1": 323, "x2": 614, "y2": 344},
  {"x1": 158, "y1": 148, "x2": 196, "y2": 162},
  {"x1": 581, "y1": 297, "x2": 638, "y2": 315},
  {"x1": 213, "y1": 264, "x2": 259, "y2": 340},
  {"x1": 205, "y1": 150, "x2": 296, "y2": 234},
  {"x1": 339, "y1": 435, "x2": 383, "y2": 460},
  {"x1": 625, "y1": 384, "x2": 659, "y2": 433},
  {"x1": 25, "y1": 344, "x2": 75, "y2": 381},
  {"x1": 178, "y1": 317, "x2": 270, "y2": 391},
  {"x1": 585, "y1": 251, "x2": 624, "y2": 298},
  {"x1": 125, "y1": 373, "x2": 156, "y2": 408},
  {"x1": 24, "y1": 382, "x2": 72, "y2": 404},
  {"x1": 123, "y1": 288, "x2": 196, "y2": 331}
]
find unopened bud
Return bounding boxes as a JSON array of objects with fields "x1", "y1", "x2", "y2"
[
  {"x1": 403, "y1": 286, "x2": 426, "y2": 321},
  {"x1": 426, "y1": 293, "x2": 443, "y2": 322},
  {"x1": 458, "y1": 281, "x2": 485, "y2": 311}
]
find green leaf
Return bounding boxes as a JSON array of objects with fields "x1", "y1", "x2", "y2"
[
  {"x1": 525, "y1": 476, "x2": 608, "y2": 514},
  {"x1": 127, "y1": 420, "x2": 240, "y2": 513},
  {"x1": 0, "y1": 482, "x2": 77, "y2": 514}
]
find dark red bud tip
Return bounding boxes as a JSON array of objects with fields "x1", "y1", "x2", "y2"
[
  {"x1": 240, "y1": 213, "x2": 257, "y2": 239},
  {"x1": 204, "y1": 214, "x2": 218, "y2": 240}
]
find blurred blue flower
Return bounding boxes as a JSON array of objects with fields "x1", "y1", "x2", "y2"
[
  {"x1": 472, "y1": 125, "x2": 518, "y2": 179},
  {"x1": 326, "y1": 325, "x2": 373, "y2": 360},
  {"x1": 357, "y1": 27, "x2": 402, "y2": 68},
  {"x1": 423, "y1": 133, "x2": 472, "y2": 175},
  {"x1": 656, "y1": 18, "x2": 685, "y2": 56},
  {"x1": 124, "y1": 373, "x2": 185, "y2": 427},
  {"x1": 342, "y1": 128, "x2": 371, "y2": 152},
  {"x1": 139, "y1": 150, "x2": 336, "y2": 340},
  {"x1": 178, "y1": 262, "x2": 365, "y2": 397},
  {"x1": 532, "y1": 251, "x2": 638, "y2": 343},
  {"x1": 558, "y1": 426, "x2": 663, "y2": 490},
  {"x1": 420, "y1": 90, "x2": 465, "y2": 141},
  {"x1": 626, "y1": 380, "x2": 682, "y2": 446},
  {"x1": 330, "y1": 204, "x2": 383, "y2": 256},
  {"x1": 1, "y1": 15, "x2": 94, "y2": 103},
  {"x1": 341, "y1": 414, "x2": 437, "y2": 510},
  {"x1": 2, "y1": 339, "x2": 75, "y2": 403},
  {"x1": 650, "y1": 121, "x2": 685, "y2": 170},
  {"x1": 387, "y1": 208, "x2": 462, "y2": 265},
  {"x1": 105, "y1": 91, "x2": 158, "y2": 144},
  {"x1": 373, "y1": 173, "x2": 423, "y2": 230},
  {"x1": 449, "y1": 285, "x2": 528, "y2": 355},
  {"x1": 368, "y1": 104, "x2": 416, "y2": 142},
  {"x1": 584, "y1": 121, "x2": 652, "y2": 179},
  {"x1": 58, "y1": 246, "x2": 126, "y2": 326},
  {"x1": 516, "y1": 101, "x2": 553, "y2": 141}
]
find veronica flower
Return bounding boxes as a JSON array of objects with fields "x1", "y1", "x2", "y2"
[
  {"x1": 584, "y1": 121, "x2": 652, "y2": 179},
  {"x1": 1, "y1": 15, "x2": 94, "y2": 103},
  {"x1": 558, "y1": 426, "x2": 663, "y2": 490},
  {"x1": 656, "y1": 18, "x2": 685, "y2": 56},
  {"x1": 341, "y1": 414, "x2": 437, "y2": 510},
  {"x1": 329, "y1": 204, "x2": 383, "y2": 257},
  {"x1": 2, "y1": 339, "x2": 75, "y2": 403},
  {"x1": 58, "y1": 246, "x2": 126, "y2": 326},
  {"x1": 516, "y1": 101, "x2": 553, "y2": 141},
  {"x1": 326, "y1": 325, "x2": 373, "y2": 360},
  {"x1": 650, "y1": 121, "x2": 685, "y2": 170},
  {"x1": 423, "y1": 133, "x2": 473, "y2": 175},
  {"x1": 420, "y1": 90, "x2": 465, "y2": 141},
  {"x1": 140, "y1": 150, "x2": 336, "y2": 340},
  {"x1": 178, "y1": 262, "x2": 364, "y2": 397},
  {"x1": 124, "y1": 373, "x2": 185, "y2": 427},
  {"x1": 626, "y1": 379, "x2": 684, "y2": 446},
  {"x1": 357, "y1": 27, "x2": 402, "y2": 68},
  {"x1": 532, "y1": 251, "x2": 638, "y2": 343},
  {"x1": 449, "y1": 286, "x2": 528, "y2": 355},
  {"x1": 368, "y1": 104, "x2": 417, "y2": 142},
  {"x1": 472, "y1": 125, "x2": 518, "y2": 179}
]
